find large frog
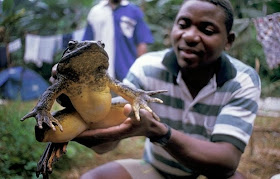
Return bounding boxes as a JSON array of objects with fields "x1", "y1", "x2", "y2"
[{"x1": 21, "y1": 40, "x2": 166, "y2": 178}]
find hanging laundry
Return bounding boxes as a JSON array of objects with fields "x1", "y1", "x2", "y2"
[
  {"x1": 55, "y1": 35, "x2": 63, "y2": 53},
  {"x1": 253, "y1": 12, "x2": 280, "y2": 69},
  {"x1": 8, "y1": 38, "x2": 22, "y2": 53},
  {"x1": 24, "y1": 34, "x2": 41, "y2": 67},
  {"x1": 24, "y1": 34, "x2": 64, "y2": 67},
  {"x1": 24, "y1": 27, "x2": 86, "y2": 67},
  {"x1": 38, "y1": 35, "x2": 60, "y2": 64},
  {"x1": 72, "y1": 28, "x2": 86, "y2": 41}
]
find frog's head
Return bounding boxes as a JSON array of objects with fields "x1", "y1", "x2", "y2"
[
  {"x1": 57, "y1": 40, "x2": 109, "y2": 82},
  {"x1": 60, "y1": 40, "x2": 108, "y2": 62}
]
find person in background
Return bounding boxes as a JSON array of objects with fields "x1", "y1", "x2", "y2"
[
  {"x1": 73, "y1": 0, "x2": 261, "y2": 178},
  {"x1": 82, "y1": 0, "x2": 154, "y2": 81}
]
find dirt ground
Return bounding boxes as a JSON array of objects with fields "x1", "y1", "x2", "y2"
[{"x1": 55, "y1": 116, "x2": 280, "y2": 179}]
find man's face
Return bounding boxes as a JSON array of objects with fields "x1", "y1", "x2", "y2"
[
  {"x1": 171, "y1": 0, "x2": 232, "y2": 69},
  {"x1": 110, "y1": 0, "x2": 121, "y2": 4}
]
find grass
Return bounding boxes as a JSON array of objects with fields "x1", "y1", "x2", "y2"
[{"x1": 1, "y1": 100, "x2": 280, "y2": 179}]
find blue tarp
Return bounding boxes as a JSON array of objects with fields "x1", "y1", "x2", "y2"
[{"x1": 0, "y1": 66, "x2": 49, "y2": 101}]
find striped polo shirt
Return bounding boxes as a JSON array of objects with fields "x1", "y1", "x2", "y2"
[{"x1": 123, "y1": 49, "x2": 261, "y2": 176}]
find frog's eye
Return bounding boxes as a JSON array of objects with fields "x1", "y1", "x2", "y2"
[
  {"x1": 68, "y1": 40, "x2": 77, "y2": 50},
  {"x1": 97, "y1": 41, "x2": 105, "y2": 48}
]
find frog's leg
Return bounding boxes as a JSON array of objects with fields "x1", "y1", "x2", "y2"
[
  {"x1": 89, "y1": 97, "x2": 128, "y2": 129},
  {"x1": 108, "y1": 77, "x2": 167, "y2": 121},
  {"x1": 35, "y1": 108, "x2": 88, "y2": 143},
  {"x1": 36, "y1": 142, "x2": 68, "y2": 179},
  {"x1": 36, "y1": 98, "x2": 127, "y2": 142},
  {"x1": 21, "y1": 80, "x2": 68, "y2": 131},
  {"x1": 35, "y1": 98, "x2": 128, "y2": 178},
  {"x1": 34, "y1": 108, "x2": 86, "y2": 179}
]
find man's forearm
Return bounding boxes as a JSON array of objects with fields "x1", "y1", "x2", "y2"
[{"x1": 162, "y1": 129, "x2": 241, "y2": 178}]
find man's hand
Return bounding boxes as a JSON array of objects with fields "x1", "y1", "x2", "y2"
[
  {"x1": 49, "y1": 64, "x2": 58, "y2": 84},
  {"x1": 72, "y1": 104, "x2": 168, "y2": 153}
]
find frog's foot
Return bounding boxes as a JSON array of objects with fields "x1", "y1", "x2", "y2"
[
  {"x1": 21, "y1": 108, "x2": 63, "y2": 132},
  {"x1": 36, "y1": 142, "x2": 68, "y2": 178},
  {"x1": 133, "y1": 90, "x2": 168, "y2": 121}
]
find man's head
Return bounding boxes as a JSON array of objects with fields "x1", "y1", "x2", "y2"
[
  {"x1": 190, "y1": 0, "x2": 234, "y2": 34},
  {"x1": 171, "y1": 0, "x2": 235, "y2": 69}
]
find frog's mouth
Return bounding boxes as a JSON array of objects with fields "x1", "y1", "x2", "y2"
[{"x1": 60, "y1": 41, "x2": 108, "y2": 63}]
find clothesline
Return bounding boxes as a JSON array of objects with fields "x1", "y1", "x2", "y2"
[
  {"x1": 1, "y1": 12, "x2": 280, "y2": 69},
  {"x1": 0, "y1": 28, "x2": 85, "y2": 68},
  {"x1": 253, "y1": 12, "x2": 280, "y2": 69}
]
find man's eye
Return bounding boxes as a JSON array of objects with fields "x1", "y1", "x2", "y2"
[
  {"x1": 204, "y1": 29, "x2": 214, "y2": 35},
  {"x1": 202, "y1": 26, "x2": 215, "y2": 36},
  {"x1": 177, "y1": 19, "x2": 190, "y2": 29}
]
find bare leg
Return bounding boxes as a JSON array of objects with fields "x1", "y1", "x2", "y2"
[
  {"x1": 228, "y1": 171, "x2": 246, "y2": 179},
  {"x1": 80, "y1": 161, "x2": 131, "y2": 179}
]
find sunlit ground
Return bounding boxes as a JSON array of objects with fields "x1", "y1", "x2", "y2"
[{"x1": 57, "y1": 116, "x2": 280, "y2": 179}]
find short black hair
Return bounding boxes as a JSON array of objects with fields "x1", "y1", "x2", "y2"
[{"x1": 183, "y1": 0, "x2": 234, "y2": 33}]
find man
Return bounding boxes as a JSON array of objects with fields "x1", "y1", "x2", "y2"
[
  {"x1": 83, "y1": 0, "x2": 154, "y2": 81},
  {"x1": 76, "y1": 0, "x2": 261, "y2": 178}
]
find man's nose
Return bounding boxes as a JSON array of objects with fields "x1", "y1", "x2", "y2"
[{"x1": 182, "y1": 27, "x2": 201, "y2": 45}]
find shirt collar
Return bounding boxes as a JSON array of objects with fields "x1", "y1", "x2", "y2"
[{"x1": 162, "y1": 49, "x2": 237, "y2": 87}]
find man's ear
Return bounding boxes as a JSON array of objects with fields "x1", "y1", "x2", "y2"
[{"x1": 225, "y1": 32, "x2": 235, "y2": 51}]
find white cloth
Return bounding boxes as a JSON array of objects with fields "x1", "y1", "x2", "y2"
[
  {"x1": 24, "y1": 34, "x2": 62, "y2": 67},
  {"x1": 38, "y1": 35, "x2": 58, "y2": 64},
  {"x1": 8, "y1": 38, "x2": 22, "y2": 53},
  {"x1": 72, "y1": 28, "x2": 86, "y2": 41},
  {"x1": 24, "y1": 34, "x2": 41, "y2": 67}
]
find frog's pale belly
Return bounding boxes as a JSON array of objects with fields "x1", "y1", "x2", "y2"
[{"x1": 69, "y1": 86, "x2": 112, "y2": 125}]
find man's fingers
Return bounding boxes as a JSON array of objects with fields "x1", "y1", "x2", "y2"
[
  {"x1": 77, "y1": 121, "x2": 132, "y2": 140},
  {"x1": 123, "y1": 104, "x2": 133, "y2": 117}
]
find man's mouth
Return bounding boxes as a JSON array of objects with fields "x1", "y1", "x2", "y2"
[{"x1": 178, "y1": 47, "x2": 200, "y2": 59}]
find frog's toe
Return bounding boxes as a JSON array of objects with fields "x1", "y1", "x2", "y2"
[
  {"x1": 36, "y1": 142, "x2": 53, "y2": 178},
  {"x1": 142, "y1": 105, "x2": 153, "y2": 114},
  {"x1": 43, "y1": 116, "x2": 57, "y2": 131},
  {"x1": 36, "y1": 142, "x2": 68, "y2": 178},
  {"x1": 152, "y1": 112, "x2": 160, "y2": 121},
  {"x1": 37, "y1": 117, "x2": 43, "y2": 129},
  {"x1": 146, "y1": 90, "x2": 168, "y2": 96},
  {"x1": 20, "y1": 111, "x2": 36, "y2": 121},
  {"x1": 50, "y1": 116, "x2": 63, "y2": 132},
  {"x1": 42, "y1": 115, "x2": 63, "y2": 132},
  {"x1": 132, "y1": 104, "x2": 141, "y2": 121},
  {"x1": 142, "y1": 105, "x2": 160, "y2": 121},
  {"x1": 149, "y1": 97, "x2": 164, "y2": 104}
]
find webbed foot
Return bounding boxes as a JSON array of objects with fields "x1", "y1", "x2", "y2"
[
  {"x1": 36, "y1": 142, "x2": 68, "y2": 178},
  {"x1": 21, "y1": 108, "x2": 63, "y2": 132},
  {"x1": 133, "y1": 90, "x2": 167, "y2": 121}
]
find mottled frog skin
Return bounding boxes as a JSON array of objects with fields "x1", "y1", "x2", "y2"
[{"x1": 21, "y1": 40, "x2": 166, "y2": 178}]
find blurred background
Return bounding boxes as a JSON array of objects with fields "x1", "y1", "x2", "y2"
[{"x1": 0, "y1": 0, "x2": 280, "y2": 178}]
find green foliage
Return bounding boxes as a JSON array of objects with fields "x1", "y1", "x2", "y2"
[
  {"x1": 1, "y1": 0, "x2": 280, "y2": 94},
  {"x1": 0, "y1": 101, "x2": 94, "y2": 178},
  {"x1": 0, "y1": 101, "x2": 43, "y2": 178},
  {"x1": 140, "y1": 0, "x2": 182, "y2": 50}
]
